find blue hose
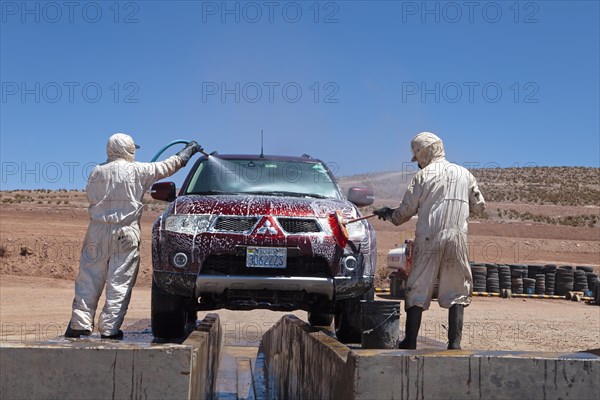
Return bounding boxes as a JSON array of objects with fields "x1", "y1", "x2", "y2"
[{"x1": 151, "y1": 139, "x2": 190, "y2": 162}]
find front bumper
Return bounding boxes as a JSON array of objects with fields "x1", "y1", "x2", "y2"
[
  {"x1": 194, "y1": 275, "x2": 335, "y2": 299},
  {"x1": 154, "y1": 270, "x2": 373, "y2": 313},
  {"x1": 153, "y1": 270, "x2": 373, "y2": 300}
]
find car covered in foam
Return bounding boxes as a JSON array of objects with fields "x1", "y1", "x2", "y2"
[{"x1": 150, "y1": 154, "x2": 376, "y2": 342}]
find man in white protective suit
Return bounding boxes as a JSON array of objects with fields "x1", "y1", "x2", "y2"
[
  {"x1": 373, "y1": 132, "x2": 485, "y2": 350},
  {"x1": 65, "y1": 133, "x2": 201, "y2": 339}
]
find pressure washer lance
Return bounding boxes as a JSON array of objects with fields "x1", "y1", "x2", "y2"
[
  {"x1": 151, "y1": 139, "x2": 210, "y2": 162},
  {"x1": 327, "y1": 211, "x2": 377, "y2": 248}
]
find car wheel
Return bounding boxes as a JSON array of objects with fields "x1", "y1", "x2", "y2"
[
  {"x1": 308, "y1": 311, "x2": 334, "y2": 326},
  {"x1": 334, "y1": 288, "x2": 375, "y2": 343},
  {"x1": 151, "y1": 278, "x2": 186, "y2": 340}
]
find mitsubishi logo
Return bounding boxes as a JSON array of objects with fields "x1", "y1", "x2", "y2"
[{"x1": 256, "y1": 220, "x2": 278, "y2": 236}]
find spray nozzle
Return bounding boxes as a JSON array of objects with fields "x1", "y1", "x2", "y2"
[{"x1": 196, "y1": 144, "x2": 209, "y2": 157}]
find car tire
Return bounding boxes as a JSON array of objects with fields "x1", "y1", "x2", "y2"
[
  {"x1": 151, "y1": 278, "x2": 186, "y2": 340},
  {"x1": 308, "y1": 312, "x2": 334, "y2": 326},
  {"x1": 334, "y1": 288, "x2": 375, "y2": 344}
]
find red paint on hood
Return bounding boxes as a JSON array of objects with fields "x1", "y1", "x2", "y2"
[{"x1": 172, "y1": 194, "x2": 354, "y2": 218}]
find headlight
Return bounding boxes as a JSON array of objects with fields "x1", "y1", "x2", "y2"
[
  {"x1": 164, "y1": 214, "x2": 212, "y2": 234},
  {"x1": 342, "y1": 255, "x2": 357, "y2": 271},
  {"x1": 340, "y1": 254, "x2": 364, "y2": 274},
  {"x1": 345, "y1": 221, "x2": 366, "y2": 239}
]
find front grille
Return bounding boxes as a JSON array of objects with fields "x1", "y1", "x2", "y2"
[
  {"x1": 278, "y1": 218, "x2": 320, "y2": 233},
  {"x1": 201, "y1": 254, "x2": 331, "y2": 277},
  {"x1": 213, "y1": 217, "x2": 258, "y2": 232}
]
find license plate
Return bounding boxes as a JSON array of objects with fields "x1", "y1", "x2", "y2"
[{"x1": 246, "y1": 247, "x2": 287, "y2": 269}]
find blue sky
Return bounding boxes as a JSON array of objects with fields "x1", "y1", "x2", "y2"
[{"x1": 1, "y1": 0, "x2": 599, "y2": 190}]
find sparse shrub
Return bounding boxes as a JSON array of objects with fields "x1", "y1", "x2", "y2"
[{"x1": 0, "y1": 246, "x2": 6, "y2": 257}]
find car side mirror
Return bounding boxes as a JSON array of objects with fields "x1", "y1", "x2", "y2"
[
  {"x1": 151, "y1": 182, "x2": 177, "y2": 202},
  {"x1": 347, "y1": 187, "x2": 374, "y2": 207}
]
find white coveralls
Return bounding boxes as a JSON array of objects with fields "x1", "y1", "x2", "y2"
[
  {"x1": 390, "y1": 133, "x2": 485, "y2": 310},
  {"x1": 69, "y1": 134, "x2": 183, "y2": 336}
]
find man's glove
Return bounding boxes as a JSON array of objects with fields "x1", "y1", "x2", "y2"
[
  {"x1": 373, "y1": 206, "x2": 394, "y2": 221},
  {"x1": 176, "y1": 141, "x2": 201, "y2": 166}
]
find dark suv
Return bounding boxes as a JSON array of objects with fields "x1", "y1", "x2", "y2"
[{"x1": 150, "y1": 154, "x2": 376, "y2": 342}]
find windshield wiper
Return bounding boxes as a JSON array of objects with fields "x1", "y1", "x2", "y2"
[{"x1": 244, "y1": 191, "x2": 329, "y2": 199}]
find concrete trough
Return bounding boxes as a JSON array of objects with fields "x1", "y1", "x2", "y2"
[
  {"x1": 262, "y1": 315, "x2": 600, "y2": 400},
  {"x1": 0, "y1": 314, "x2": 222, "y2": 400}
]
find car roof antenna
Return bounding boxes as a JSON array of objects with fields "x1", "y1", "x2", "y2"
[{"x1": 260, "y1": 129, "x2": 265, "y2": 159}]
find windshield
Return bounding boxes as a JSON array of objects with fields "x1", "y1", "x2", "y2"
[{"x1": 184, "y1": 158, "x2": 341, "y2": 199}]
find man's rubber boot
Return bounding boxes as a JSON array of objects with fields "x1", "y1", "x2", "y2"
[
  {"x1": 398, "y1": 306, "x2": 423, "y2": 349},
  {"x1": 101, "y1": 330, "x2": 124, "y2": 340},
  {"x1": 447, "y1": 304, "x2": 464, "y2": 350},
  {"x1": 64, "y1": 324, "x2": 92, "y2": 338}
]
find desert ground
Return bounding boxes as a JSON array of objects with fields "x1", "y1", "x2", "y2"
[{"x1": 1, "y1": 175, "x2": 599, "y2": 352}]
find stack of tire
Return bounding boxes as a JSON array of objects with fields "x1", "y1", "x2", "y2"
[
  {"x1": 587, "y1": 273, "x2": 599, "y2": 295},
  {"x1": 543, "y1": 264, "x2": 556, "y2": 295},
  {"x1": 526, "y1": 265, "x2": 541, "y2": 295},
  {"x1": 574, "y1": 268, "x2": 589, "y2": 292},
  {"x1": 469, "y1": 262, "x2": 598, "y2": 299},
  {"x1": 523, "y1": 277, "x2": 536, "y2": 294},
  {"x1": 486, "y1": 264, "x2": 501, "y2": 294},
  {"x1": 576, "y1": 266, "x2": 595, "y2": 293},
  {"x1": 555, "y1": 266, "x2": 575, "y2": 296},
  {"x1": 527, "y1": 264, "x2": 543, "y2": 280},
  {"x1": 498, "y1": 265, "x2": 512, "y2": 291},
  {"x1": 535, "y1": 274, "x2": 546, "y2": 295},
  {"x1": 521, "y1": 264, "x2": 529, "y2": 281},
  {"x1": 470, "y1": 263, "x2": 487, "y2": 293},
  {"x1": 577, "y1": 265, "x2": 594, "y2": 274},
  {"x1": 509, "y1": 265, "x2": 525, "y2": 295}
]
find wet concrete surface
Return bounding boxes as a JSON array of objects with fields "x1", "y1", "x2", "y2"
[
  {"x1": 36, "y1": 319, "x2": 165, "y2": 347},
  {"x1": 66, "y1": 316, "x2": 271, "y2": 399},
  {"x1": 8, "y1": 310, "x2": 599, "y2": 400},
  {"x1": 43, "y1": 314, "x2": 444, "y2": 400},
  {"x1": 0, "y1": 323, "x2": 212, "y2": 400},
  {"x1": 215, "y1": 327, "x2": 270, "y2": 399}
]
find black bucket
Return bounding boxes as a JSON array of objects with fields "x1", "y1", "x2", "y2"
[{"x1": 360, "y1": 300, "x2": 400, "y2": 349}]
